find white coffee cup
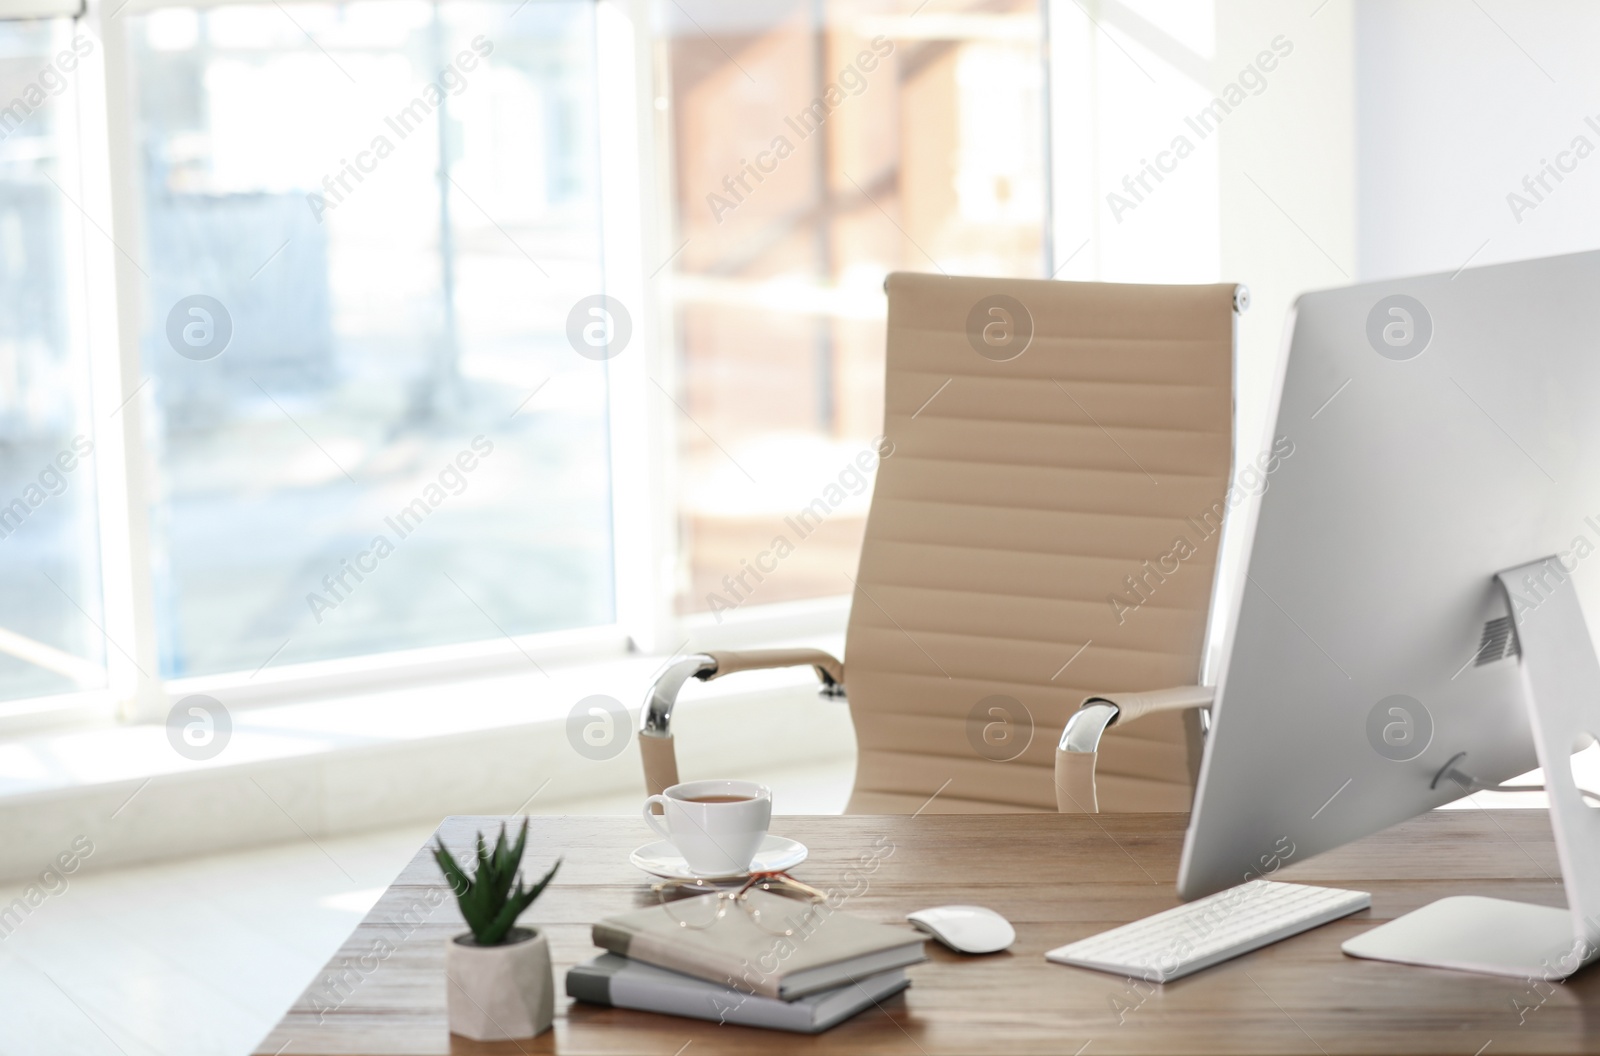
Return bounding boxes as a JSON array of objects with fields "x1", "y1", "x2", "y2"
[{"x1": 642, "y1": 779, "x2": 773, "y2": 877}]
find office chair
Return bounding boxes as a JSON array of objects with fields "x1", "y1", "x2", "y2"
[{"x1": 641, "y1": 272, "x2": 1246, "y2": 813}]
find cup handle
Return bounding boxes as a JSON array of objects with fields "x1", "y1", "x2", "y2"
[{"x1": 642, "y1": 794, "x2": 673, "y2": 843}]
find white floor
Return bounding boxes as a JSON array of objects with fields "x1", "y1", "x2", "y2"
[{"x1": 0, "y1": 760, "x2": 854, "y2": 1056}]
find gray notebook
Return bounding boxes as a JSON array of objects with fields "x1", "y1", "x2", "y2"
[
  {"x1": 592, "y1": 889, "x2": 927, "y2": 999},
  {"x1": 567, "y1": 953, "x2": 910, "y2": 1033}
]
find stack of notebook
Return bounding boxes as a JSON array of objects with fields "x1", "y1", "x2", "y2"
[{"x1": 567, "y1": 889, "x2": 926, "y2": 1033}]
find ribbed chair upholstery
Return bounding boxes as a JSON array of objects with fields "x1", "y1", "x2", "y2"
[{"x1": 640, "y1": 272, "x2": 1241, "y2": 813}]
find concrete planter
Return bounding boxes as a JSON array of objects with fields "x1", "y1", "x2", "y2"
[{"x1": 444, "y1": 926, "x2": 554, "y2": 1041}]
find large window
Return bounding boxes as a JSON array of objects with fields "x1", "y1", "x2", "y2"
[
  {"x1": 131, "y1": 2, "x2": 613, "y2": 677},
  {"x1": 0, "y1": 0, "x2": 1054, "y2": 716}
]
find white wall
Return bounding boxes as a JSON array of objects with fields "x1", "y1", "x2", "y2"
[
  {"x1": 1050, "y1": 0, "x2": 1359, "y2": 456},
  {"x1": 1356, "y1": 0, "x2": 1600, "y2": 280},
  {"x1": 1216, "y1": 0, "x2": 1356, "y2": 459}
]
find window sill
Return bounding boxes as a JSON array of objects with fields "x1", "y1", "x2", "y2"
[{"x1": 0, "y1": 624, "x2": 854, "y2": 883}]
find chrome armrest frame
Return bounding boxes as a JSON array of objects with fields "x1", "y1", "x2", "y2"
[
  {"x1": 1059, "y1": 701, "x2": 1121, "y2": 754},
  {"x1": 640, "y1": 652, "x2": 847, "y2": 740},
  {"x1": 1059, "y1": 696, "x2": 1214, "y2": 755},
  {"x1": 640, "y1": 654, "x2": 717, "y2": 739}
]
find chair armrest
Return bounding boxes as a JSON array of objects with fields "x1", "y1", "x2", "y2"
[
  {"x1": 638, "y1": 649, "x2": 846, "y2": 796},
  {"x1": 1054, "y1": 685, "x2": 1215, "y2": 813},
  {"x1": 1075, "y1": 685, "x2": 1215, "y2": 731},
  {"x1": 701, "y1": 649, "x2": 845, "y2": 691}
]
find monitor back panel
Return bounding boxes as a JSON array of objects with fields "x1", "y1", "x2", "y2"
[{"x1": 1179, "y1": 249, "x2": 1600, "y2": 899}]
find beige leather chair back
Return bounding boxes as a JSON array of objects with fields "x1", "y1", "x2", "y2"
[{"x1": 842, "y1": 273, "x2": 1238, "y2": 813}]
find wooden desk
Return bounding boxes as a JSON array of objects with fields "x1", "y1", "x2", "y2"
[{"x1": 256, "y1": 812, "x2": 1600, "y2": 1055}]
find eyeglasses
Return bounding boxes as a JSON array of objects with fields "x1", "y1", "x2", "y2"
[{"x1": 652, "y1": 870, "x2": 827, "y2": 935}]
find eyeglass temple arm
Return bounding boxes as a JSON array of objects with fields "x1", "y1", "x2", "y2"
[{"x1": 640, "y1": 649, "x2": 847, "y2": 796}]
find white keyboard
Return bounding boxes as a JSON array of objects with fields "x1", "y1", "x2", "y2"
[{"x1": 1046, "y1": 881, "x2": 1370, "y2": 982}]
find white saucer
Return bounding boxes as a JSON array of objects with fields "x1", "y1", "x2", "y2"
[{"x1": 630, "y1": 835, "x2": 809, "y2": 881}]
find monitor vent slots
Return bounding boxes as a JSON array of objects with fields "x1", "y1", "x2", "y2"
[{"x1": 1474, "y1": 616, "x2": 1519, "y2": 667}]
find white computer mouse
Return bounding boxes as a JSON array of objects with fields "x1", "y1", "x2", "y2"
[{"x1": 906, "y1": 905, "x2": 1015, "y2": 954}]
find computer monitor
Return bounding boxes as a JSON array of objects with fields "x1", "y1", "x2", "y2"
[{"x1": 1178, "y1": 248, "x2": 1600, "y2": 977}]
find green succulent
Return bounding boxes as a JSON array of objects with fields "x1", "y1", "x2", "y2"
[{"x1": 433, "y1": 818, "x2": 561, "y2": 946}]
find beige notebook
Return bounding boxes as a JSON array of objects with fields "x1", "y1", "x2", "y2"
[{"x1": 593, "y1": 890, "x2": 926, "y2": 999}]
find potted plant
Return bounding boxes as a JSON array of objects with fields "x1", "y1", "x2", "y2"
[{"x1": 434, "y1": 819, "x2": 562, "y2": 1041}]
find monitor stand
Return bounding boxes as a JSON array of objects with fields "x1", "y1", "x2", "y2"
[{"x1": 1342, "y1": 556, "x2": 1600, "y2": 980}]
